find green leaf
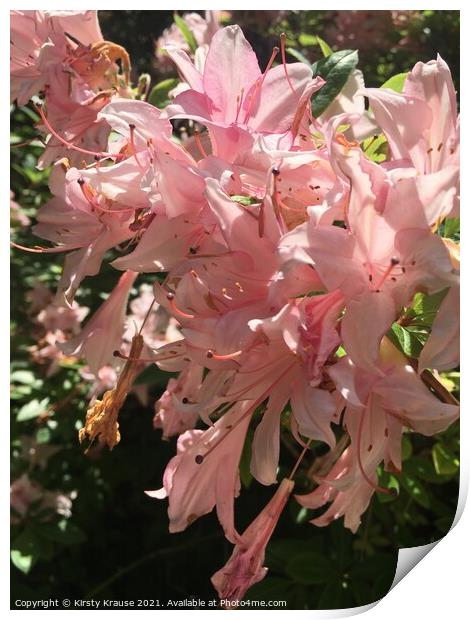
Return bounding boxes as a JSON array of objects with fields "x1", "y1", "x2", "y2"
[
  {"x1": 402, "y1": 435, "x2": 413, "y2": 461},
  {"x1": 387, "y1": 323, "x2": 423, "y2": 358},
  {"x1": 298, "y1": 33, "x2": 318, "y2": 47},
  {"x1": 17, "y1": 397, "x2": 50, "y2": 422},
  {"x1": 377, "y1": 471, "x2": 400, "y2": 504},
  {"x1": 311, "y1": 50, "x2": 359, "y2": 117},
  {"x1": 316, "y1": 36, "x2": 333, "y2": 57},
  {"x1": 411, "y1": 289, "x2": 448, "y2": 323},
  {"x1": 230, "y1": 195, "x2": 260, "y2": 206},
  {"x1": 399, "y1": 473, "x2": 431, "y2": 509},
  {"x1": 380, "y1": 72, "x2": 408, "y2": 93},
  {"x1": 286, "y1": 47, "x2": 310, "y2": 65},
  {"x1": 11, "y1": 370, "x2": 35, "y2": 384},
  {"x1": 148, "y1": 78, "x2": 179, "y2": 109},
  {"x1": 406, "y1": 456, "x2": 451, "y2": 484},
  {"x1": 298, "y1": 34, "x2": 332, "y2": 57},
  {"x1": 286, "y1": 552, "x2": 336, "y2": 584},
  {"x1": 173, "y1": 13, "x2": 197, "y2": 53},
  {"x1": 443, "y1": 217, "x2": 460, "y2": 240},
  {"x1": 363, "y1": 134, "x2": 388, "y2": 163},
  {"x1": 11, "y1": 529, "x2": 40, "y2": 574},
  {"x1": 11, "y1": 549, "x2": 33, "y2": 574},
  {"x1": 432, "y1": 443, "x2": 459, "y2": 475}
]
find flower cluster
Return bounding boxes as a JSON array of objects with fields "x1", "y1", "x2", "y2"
[{"x1": 11, "y1": 11, "x2": 460, "y2": 605}]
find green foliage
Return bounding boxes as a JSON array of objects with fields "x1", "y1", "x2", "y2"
[
  {"x1": 286, "y1": 552, "x2": 336, "y2": 584},
  {"x1": 387, "y1": 287, "x2": 453, "y2": 361},
  {"x1": 148, "y1": 78, "x2": 179, "y2": 109},
  {"x1": 298, "y1": 34, "x2": 332, "y2": 57},
  {"x1": 388, "y1": 323, "x2": 425, "y2": 358},
  {"x1": 380, "y1": 72, "x2": 408, "y2": 92},
  {"x1": 173, "y1": 12, "x2": 198, "y2": 53},
  {"x1": 363, "y1": 134, "x2": 389, "y2": 163},
  {"x1": 311, "y1": 50, "x2": 359, "y2": 116}
]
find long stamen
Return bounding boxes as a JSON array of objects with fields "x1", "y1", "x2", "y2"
[
  {"x1": 77, "y1": 178, "x2": 133, "y2": 214},
  {"x1": 166, "y1": 292, "x2": 195, "y2": 319},
  {"x1": 262, "y1": 46, "x2": 280, "y2": 83},
  {"x1": 206, "y1": 335, "x2": 262, "y2": 362},
  {"x1": 34, "y1": 102, "x2": 121, "y2": 161},
  {"x1": 113, "y1": 346, "x2": 183, "y2": 363},
  {"x1": 193, "y1": 129, "x2": 208, "y2": 158},
  {"x1": 128, "y1": 124, "x2": 146, "y2": 174},
  {"x1": 271, "y1": 166, "x2": 288, "y2": 233},
  {"x1": 206, "y1": 349, "x2": 243, "y2": 361},
  {"x1": 194, "y1": 363, "x2": 296, "y2": 464},
  {"x1": 242, "y1": 47, "x2": 279, "y2": 126},
  {"x1": 138, "y1": 298, "x2": 156, "y2": 335},
  {"x1": 234, "y1": 88, "x2": 245, "y2": 124},
  {"x1": 373, "y1": 257, "x2": 400, "y2": 292},
  {"x1": 10, "y1": 240, "x2": 82, "y2": 253},
  {"x1": 258, "y1": 201, "x2": 265, "y2": 238},
  {"x1": 289, "y1": 439, "x2": 312, "y2": 480},
  {"x1": 280, "y1": 33, "x2": 295, "y2": 93}
]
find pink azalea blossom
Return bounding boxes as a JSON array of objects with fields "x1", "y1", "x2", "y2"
[
  {"x1": 10, "y1": 190, "x2": 30, "y2": 228},
  {"x1": 166, "y1": 25, "x2": 325, "y2": 154},
  {"x1": 11, "y1": 473, "x2": 74, "y2": 523},
  {"x1": 61, "y1": 270, "x2": 137, "y2": 374},
  {"x1": 212, "y1": 478, "x2": 294, "y2": 604},
  {"x1": 419, "y1": 286, "x2": 459, "y2": 372},
  {"x1": 147, "y1": 400, "x2": 254, "y2": 543},
  {"x1": 279, "y1": 116, "x2": 457, "y2": 373},
  {"x1": 296, "y1": 342, "x2": 459, "y2": 532},
  {"x1": 153, "y1": 364, "x2": 203, "y2": 438}
]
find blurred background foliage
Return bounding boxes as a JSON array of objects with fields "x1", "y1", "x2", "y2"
[{"x1": 11, "y1": 10, "x2": 459, "y2": 610}]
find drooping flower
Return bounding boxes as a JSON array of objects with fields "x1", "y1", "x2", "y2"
[
  {"x1": 296, "y1": 339, "x2": 459, "y2": 532},
  {"x1": 212, "y1": 478, "x2": 294, "y2": 605}
]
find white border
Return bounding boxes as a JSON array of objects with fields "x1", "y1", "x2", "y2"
[{"x1": 4, "y1": 2, "x2": 467, "y2": 618}]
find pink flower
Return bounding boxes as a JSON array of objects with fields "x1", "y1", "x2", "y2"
[
  {"x1": 33, "y1": 165, "x2": 136, "y2": 306},
  {"x1": 212, "y1": 478, "x2": 294, "y2": 605},
  {"x1": 155, "y1": 11, "x2": 222, "y2": 74},
  {"x1": 11, "y1": 10, "x2": 132, "y2": 167},
  {"x1": 147, "y1": 400, "x2": 254, "y2": 543},
  {"x1": 279, "y1": 118, "x2": 457, "y2": 373},
  {"x1": 10, "y1": 474, "x2": 74, "y2": 523},
  {"x1": 419, "y1": 286, "x2": 459, "y2": 373},
  {"x1": 166, "y1": 25, "x2": 324, "y2": 153},
  {"x1": 61, "y1": 270, "x2": 137, "y2": 374},
  {"x1": 153, "y1": 365, "x2": 203, "y2": 438},
  {"x1": 295, "y1": 447, "x2": 375, "y2": 534},
  {"x1": 296, "y1": 342, "x2": 459, "y2": 533},
  {"x1": 10, "y1": 190, "x2": 30, "y2": 228},
  {"x1": 366, "y1": 56, "x2": 459, "y2": 176},
  {"x1": 37, "y1": 300, "x2": 88, "y2": 333}
]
